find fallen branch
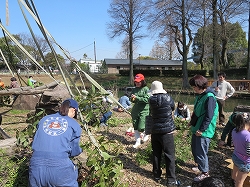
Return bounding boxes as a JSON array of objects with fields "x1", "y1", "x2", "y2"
[{"x1": 0, "y1": 81, "x2": 60, "y2": 96}]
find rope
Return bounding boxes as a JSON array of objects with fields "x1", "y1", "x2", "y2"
[
  {"x1": 6, "y1": 0, "x2": 9, "y2": 26},
  {"x1": 0, "y1": 49, "x2": 14, "y2": 76},
  {"x1": 19, "y1": 0, "x2": 54, "y2": 78},
  {"x1": 18, "y1": 0, "x2": 102, "y2": 153},
  {"x1": 73, "y1": 62, "x2": 131, "y2": 115},
  {"x1": 17, "y1": 0, "x2": 132, "y2": 155},
  {"x1": 76, "y1": 67, "x2": 86, "y2": 91},
  {"x1": 0, "y1": 22, "x2": 60, "y2": 86}
]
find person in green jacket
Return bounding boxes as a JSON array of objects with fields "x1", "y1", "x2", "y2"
[
  {"x1": 189, "y1": 75, "x2": 218, "y2": 182},
  {"x1": 131, "y1": 73, "x2": 150, "y2": 148},
  {"x1": 218, "y1": 112, "x2": 238, "y2": 148},
  {"x1": 27, "y1": 76, "x2": 36, "y2": 88}
]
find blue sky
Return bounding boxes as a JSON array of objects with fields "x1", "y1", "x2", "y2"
[{"x1": 0, "y1": 0, "x2": 156, "y2": 61}]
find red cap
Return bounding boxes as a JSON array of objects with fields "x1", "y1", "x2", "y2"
[{"x1": 134, "y1": 73, "x2": 145, "y2": 82}]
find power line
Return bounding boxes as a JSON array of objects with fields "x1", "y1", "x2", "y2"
[{"x1": 70, "y1": 43, "x2": 94, "y2": 53}]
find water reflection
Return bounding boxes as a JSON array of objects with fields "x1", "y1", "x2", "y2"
[
  {"x1": 118, "y1": 91, "x2": 249, "y2": 112},
  {"x1": 169, "y1": 93, "x2": 249, "y2": 112}
]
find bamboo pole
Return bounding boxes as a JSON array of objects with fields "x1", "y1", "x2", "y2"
[
  {"x1": 0, "y1": 49, "x2": 14, "y2": 76},
  {"x1": 0, "y1": 23, "x2": 59, "y2": 86}
]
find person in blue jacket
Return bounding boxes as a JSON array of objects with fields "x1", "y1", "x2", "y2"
[
  {"x1": 117, "y1": 92, "x2": 132, "y2": 112},
  {"x1": 29, "y1": 98, "x2": 82, "y2": 187}
]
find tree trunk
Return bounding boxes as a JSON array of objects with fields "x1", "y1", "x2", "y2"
[
  {"x1": 129, "y1": 0, "x2": 134, "y2": 86},
  {"x1": 212, "y1": 0, "x2": 220, "y2": 79},
  {"x1": 199, "y1": 6, "x2": 207, "y2": 70},
  {"x1": 221, "y1": 38, "x2": 229, "y2": 68},
  {"x1": 181, "y1": 0, "x2": 189, "y2": 89},
  {"x1": 248, "y1": 2, "x2": 250, "y2": 79},
  {"x1": 0, "y1": 115, "x2": 10, "y2": 139},
  {"x1": 0, "y1": 81, "x2": 59, "y2": 96}
]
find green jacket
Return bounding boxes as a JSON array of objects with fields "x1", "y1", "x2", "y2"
[
  {"x1": 221, "y1": 112, "x2": 237, "y2": 141},
  {"x1": 131, "y1": 86, "x2": 150, "y2": 130},
  {"x1": 27, "y1": 78, "x2": 34, "y2": 88},
  {"x1": 191, "y1": 92, "x2": 218, "y2": 138}
]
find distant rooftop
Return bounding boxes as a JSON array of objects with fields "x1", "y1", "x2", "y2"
[{"x1": 104, "y1": 58, "x2": 182, "y2": 66}]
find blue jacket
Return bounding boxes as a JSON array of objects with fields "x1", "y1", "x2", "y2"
[
  {"x1": 118, "y1": 95, "x2": 131, "y2": 109},
  {"x1": 32, "y1": 112, "x2": 82, "y2": 157},
  {"x1": 149, "y1": 93, "x2": 175, "y2": 134}
]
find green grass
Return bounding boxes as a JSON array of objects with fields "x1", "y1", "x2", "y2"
[
  {"x1": 8, "y1": 110, "x2": 29, "y2": 115},
  {"x1": 0, "y1": 149, "x2": 29, "y2": 187}
]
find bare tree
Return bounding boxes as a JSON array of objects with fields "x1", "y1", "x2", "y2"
[
  {"x1": 216, "y1": 0, "x2": 247, "y2": 69},
  {"x1": 148, "y1": 0, "x2": 201, "y2": 89},
  {"x1": 149, "y1": 40, "x2": 181, "y2": 60},
  {"x1": 212, "y1": 0, "x2": 220, "y2": 78},
  {"x1": 192, "y1": 0, "x2": 247, "y2": 75},
  {"x1": 116, "y1": 36, "x2": 139, "y2": 59},
  {"x1": 194, "y1": 0, "x2": 212, "y2": 70},
  {"x1": 19, "y1": 33, "x2": 50, "y2": 62},
  {"x1": 107, "y1": 0, "x2": 150, "y2": 85},
  {"x1": 116, "y1": 38, "x2": 130, "y2": 59}
]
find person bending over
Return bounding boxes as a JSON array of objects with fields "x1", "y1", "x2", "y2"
[{"x1": 29, "y1": 99, "x2": 82, "y2": 187}]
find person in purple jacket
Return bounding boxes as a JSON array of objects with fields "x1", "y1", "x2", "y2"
[
  {"x1": 231, "y1": 112, "x2": 250, "y2": 187},
  {"x1": 29, "y1": 98, "x2": 82, "y2": 187}
]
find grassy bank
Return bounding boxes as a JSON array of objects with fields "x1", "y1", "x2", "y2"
[{"x1": 0, "y1": 74, "x2": 185, "y2": 99}]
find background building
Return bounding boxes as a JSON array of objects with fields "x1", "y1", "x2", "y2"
[
  {"x1": 79, "y1": 59, "x2": 102, "y2": 73},
  {"x1": 104, "y1": 59, "x2": 182, "y2": 74}
]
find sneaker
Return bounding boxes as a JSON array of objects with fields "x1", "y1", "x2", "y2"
[
  {"x1": 125, "y1": 132, "x2": 129, "y2": 135},
  {"x1": 193, "y1": 173, "x2": 210, "y2": 182},
  {"x1": 154, "y1": 177, "x2": 161, "y2": 183},
  {"x1": 100, "y1": 123, "x2": 107, "y2": 127},
  {"x1": 167, "y1": 180, "x2": 181, "y2": 187},
  {"x1": 129, "y1": 132, "x2": 135, "y2": 137},
  {"x1": 125, "y1": 132, "x2": 134, "y2": 137},
  {"x1": 191, "y1": 167, "x2": 200, "y2": 172}
]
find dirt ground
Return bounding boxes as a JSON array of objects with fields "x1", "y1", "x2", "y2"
[
  {"x1": 0, "y1": 105, "x2": 234, "y2": 187},
  {"x1": 97, "y1": 111, "x2": 234, "y2": 187},
  {"x1": 0, "y1": 74, "x2": 64, "y2": 87}
]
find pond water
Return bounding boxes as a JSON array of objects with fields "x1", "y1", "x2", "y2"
[
  {"x1": 118, "y1": 91, "x2": 250, "y2": 112},
  {"x1": 169, "y1": 93, "x2": 249, "y2": 112}
]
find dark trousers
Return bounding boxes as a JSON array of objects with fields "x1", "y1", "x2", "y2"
[
  {"x1": 191, "y1": 135, "x2": 210, "y2": 173},
  {"x1": 151, "y1": 133, "x2": 176, "y2": 183},
  {"x1": 217, "y1": 99, "x2": 225, "y2": 124},
  {"x1": 100, "y1": 111, "x2": 112, "y2": 123},
  {"x1": 227, "y1": 128, "x2": 233, "y2": 147}
]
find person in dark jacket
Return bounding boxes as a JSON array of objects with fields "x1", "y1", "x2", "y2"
[
  {"x1": 218, "y1": 112, "x2": 238, "y2": 148},
  {"x1": 174, "y1": 101, "x2": 191, "y2": 121},
  {"x1": 148, "y1": 81, "x2": 179, "y2": 187},
  {"x1": 189, "y1": 75, "x2": 218, "y2": 182}
]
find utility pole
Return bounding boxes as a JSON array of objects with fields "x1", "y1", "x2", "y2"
[
  {"x1": 94, "y1": 40, "x2": 97, "y2": 64},
  {"x1": 139, "y1": 54, "x2": 141, "y2": 70}
]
